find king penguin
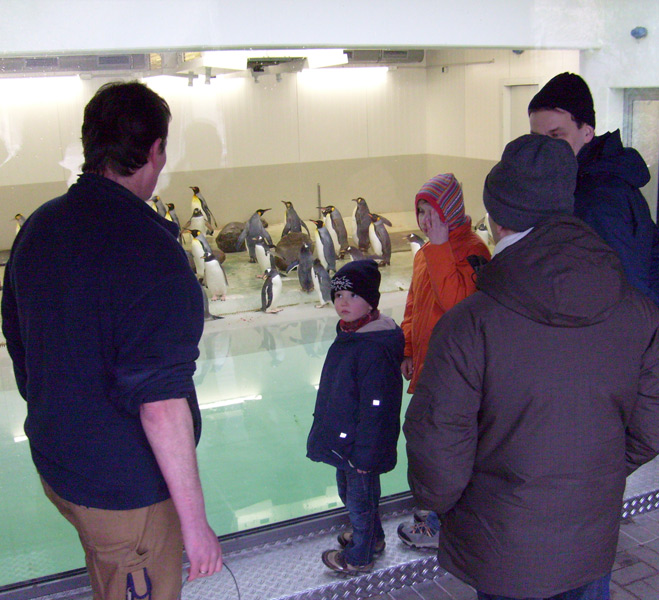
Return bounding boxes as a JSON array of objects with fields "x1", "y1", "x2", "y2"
[
  {"x1": 152, "y1": 195, "x2": 167, "y2": 218},
  {"x1": 188, "y1": 229, "x2": 207, "y2": 281},
  {"x1": 281, "y1": 201, "x2": 310, "y2": 237},
  {"x1": 203, "y1": 253, "x2": 228, "y2": 301},
  {"x1": 368, "y1": 213, "x2": 393, "y2": 266},
  {"x1": 319, "y1": 205, "x2": 348, "y2": 257},
  {"x1": 14, "y1": 213, "x2": 26, "y2": 235},
  {"x1": 190, "y1": 186, "x2": 218, "y2": 232},
  {"x1": 237, "y1": 209, "x2": 273, "y2": 262},
  {"x1": 261, "y1": 267, "x2": 283, "y2": 313},
  {"x1": 351, "y1": 197, "x2": 372, "y2": 251},
  {"x1": 183, "y1": 208, "x2": 213, "y2": 236},
  {"x1": 405, "y1": 233, "x2": 425, "y2": 257},
  {"x1": 166, "y1": 203, "x2": 183, "y2": 243},
  {"x1": 310, "y1": 219, "x2": 337, "y2": 274},
  {"x1": 311, "y1": 259, "x2": 332, "y2": 308}
]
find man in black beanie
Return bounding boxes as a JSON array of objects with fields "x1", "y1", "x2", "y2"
[
  {"x1": 528, "y1": 72, "x2": 659, "y2": 305},
  {"x1": 404, "y1": 134, "x2": 659, "y2": 600}
]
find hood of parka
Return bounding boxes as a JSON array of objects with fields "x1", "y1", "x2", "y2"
[{"x1": 477, "y1": 215, "x2": 627, "y2": 327}]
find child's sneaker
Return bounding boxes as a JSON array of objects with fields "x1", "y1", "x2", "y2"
[
  {"x1": 336, "y1": 531, "x2": 386, "y2": 555},
  {"x1": 396, "y1": 520, "x2": 439, "y2": 549},
  {"x1": 413, "y1": 509, "x2": 431, "y2": 523},
  {"x1": 321, "y1": 549, "x2": 374, "y2": 575}
]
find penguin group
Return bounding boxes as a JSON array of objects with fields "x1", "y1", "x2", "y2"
[{"x1": 137, "y1": 186, "x2": 426, "y2": 317}]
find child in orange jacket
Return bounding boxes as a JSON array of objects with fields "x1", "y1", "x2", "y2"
[{"x1": 398, "y1": 173, "x2": 490, "y2": 548}]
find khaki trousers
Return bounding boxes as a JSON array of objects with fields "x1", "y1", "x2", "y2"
[{"x1": 42, "y1": 479, "x2": 183, "y2": 600}]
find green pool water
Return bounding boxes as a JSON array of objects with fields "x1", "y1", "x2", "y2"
[{"x1": 0, "y1": 300, "x2": 411, "y2": 588}]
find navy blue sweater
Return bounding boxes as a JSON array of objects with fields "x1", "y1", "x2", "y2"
[
  {"x1": 2, "y1": 174, "x2": 204, "y2": 510},
  {"x1": 576, "y1": 130, "x2": 659, "y2": 305},
  {"x1": 307, "y1": 317, "x2": 405, "y2": 474}
]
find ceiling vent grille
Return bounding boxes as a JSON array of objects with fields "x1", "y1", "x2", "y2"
[{"x1": 345, "y1": 49, "x2": 424, "y2": 64}]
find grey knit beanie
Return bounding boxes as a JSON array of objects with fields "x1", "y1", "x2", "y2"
[{"x1": 483, "y1": 134, "x2": 577, "y2": 232}]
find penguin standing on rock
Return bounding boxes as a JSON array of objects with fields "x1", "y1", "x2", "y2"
[
  {"x1": 281, "y1": 201, "x2": 310, "y2": 237},
  {"x1": 190, "y1": 186, "x2": 218, "y2": 232},
  {"x1": 261, "y1": 267, "x2": 283, "y2": 313},
  {"x1": 319, "y1": 205, "x2": 349, "y2": 257},
  {"x1": 237, "y1": 209, "x2": 273, "y2": 262},
  {"x1": 405, "y1": 233, "x2": 425, "y2": 257},
  {"x1": 203, "y1": 253, "x2": 228, "y2": 301},
  {"x1": 311, "y1": 259, "x2": 332, "y2": 308},
  {"x1": 351, "y1": 197, "x2": 372, "y2": 251},
  {"x1": 368, "y1": 213, "x2": 393, "y2": 266},
  {"x1": 310, "y1": 219, "x2": 337, "y2": 274}
]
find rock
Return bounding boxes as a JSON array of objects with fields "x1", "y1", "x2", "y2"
[
  {"x1": 216, "y1": 222, "x2": 246, "y2": 253},
  {"x1": 274, "y1": 232, "x2": 314, "y2": 271}
]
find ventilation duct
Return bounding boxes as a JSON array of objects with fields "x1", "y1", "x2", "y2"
[{"x1": 345, "y1": 49, "x2": 424, "y2": 65}]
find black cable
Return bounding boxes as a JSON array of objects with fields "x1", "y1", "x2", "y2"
[{"x1": 180, "y1": 562, "x2": 241, "y2": 600}]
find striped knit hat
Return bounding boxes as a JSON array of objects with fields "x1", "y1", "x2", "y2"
[{"x1": 415, "y1": 173, "x2": 468, "y2": 231}]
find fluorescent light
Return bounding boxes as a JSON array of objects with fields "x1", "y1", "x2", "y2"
[
  {"x1": 200, "y1": 394, "x2": 262, "y2": 410},
  {"x1": 297, "y1": 67, "x2": 388, "y2": 88},
  {"x1": 13, "y1": 435, "x2": 28, "y2": 443},
  {"x1": 202, "y1": 49, "x2": 348, "y2": 72}
]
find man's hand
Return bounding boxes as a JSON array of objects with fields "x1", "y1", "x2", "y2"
[
  {"x1": 401, "y1": 356, "x2": 414, "y2": 381},
  {"x1": 140, "y1": 398, "x2": 223, "y2": 581},
  {"x1": 183, "y1": 520, "x2": 223, "y2": 581}
]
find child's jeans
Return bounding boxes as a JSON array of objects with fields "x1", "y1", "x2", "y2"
[{"x1": 336, "y1": 467, "x2": 384, "y2": 566}]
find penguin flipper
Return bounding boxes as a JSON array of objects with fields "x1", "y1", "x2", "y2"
[
  {"x1": 236, "y1": 226, "x2": 248, "y2": 251},
  {"x1": 301, "y1": 221, "x2": 311, "y2": 236},
  {"x1": 381, "y1": 216, "x2": 393, "y2": 227},
  {"x1": 263, "y1": 229, "x2": 274, "y2": 246},
  {"x1": 282, "y1": 223, "x2": 291, "y2": 237}
]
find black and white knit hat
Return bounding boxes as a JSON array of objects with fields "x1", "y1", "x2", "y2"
[{"x1": 330, "y1": 259, "x2": 381, "y2": 309}]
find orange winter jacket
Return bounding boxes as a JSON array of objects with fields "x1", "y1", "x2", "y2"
[{"x1": 401, "y1": 221, "x2": 490, "y2": 392}]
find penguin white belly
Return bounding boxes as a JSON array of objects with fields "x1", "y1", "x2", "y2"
[
  {"x1": 254, "y1": 244, "x2": 270, "y2": 274},
  {"x1": 205, "y1": 261, "x2": 228, "y2": 301},
  {"x1": 324, "y1": 215, "x2": 340, "y2": 253},
  {"x1": 269, "y1": 275, "x2": 283, "y2": 311},
  {"x1": 311, "y1": 267, "x2": 320, "y2": 301},
  {"x1": 369, "y1": 224, "x2": 383, "y2": 256},
  {"x1": 410, "y1": 242, "x2": 421, "y2": 257},
  {"x1": 315, "y1": 231, "x2": 328, "y2": 270},
  {"x1": 190, "y1": 240, "x2": 206, "y2": 278}
]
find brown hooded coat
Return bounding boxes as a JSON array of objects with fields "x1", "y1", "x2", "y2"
[{"x1": 404, "y1": 215, "x2": 659, "y2": 597}]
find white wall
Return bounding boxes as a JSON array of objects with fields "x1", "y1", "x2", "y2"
[{"x1": 424, "y1": 49, "x2": 580, "y2": 161}]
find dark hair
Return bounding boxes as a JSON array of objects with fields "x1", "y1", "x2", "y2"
[{"x1": 81, "y1": 81, "x2": 171, "y2": 177}]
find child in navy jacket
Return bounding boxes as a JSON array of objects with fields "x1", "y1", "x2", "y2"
[{"x1": 307, "y1": 259, "x2": 405, "y2": 574}]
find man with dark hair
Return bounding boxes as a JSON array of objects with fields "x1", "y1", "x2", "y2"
[
  {"x1": 404, "y1": 134, "x2": 659, "y2": 600},
  {"x1": 2, "y1": 81, "x2": 222, "y2": 600},
  {"x1": 528, "y1": 71, "x2": 659, "y2": 305}
]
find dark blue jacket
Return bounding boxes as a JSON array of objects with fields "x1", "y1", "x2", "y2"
[
  {"x1": 1, "y1": 174, "x2": 204, "y2": 510},
  {"x1": 576, "y1": 130, "x2": 659, "y2": 305},
  {"x1": 307, "y1": 316, "x2": 405, "y2": 474}
]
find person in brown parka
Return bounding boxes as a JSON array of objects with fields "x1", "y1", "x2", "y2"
[{"x1": 404, "y1": 134, "x2": 659, "y2": 600}]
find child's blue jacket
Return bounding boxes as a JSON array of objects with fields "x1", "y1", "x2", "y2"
[{"x1": 307, "y1": 315, "x2": 405, "y2": 473}]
